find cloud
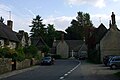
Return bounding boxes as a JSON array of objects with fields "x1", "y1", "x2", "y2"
[
  {"x1": 25, "y1": 8, "x2": 36, "y2": 17},
  {"x1": 43, "y1": 16, "x2": 75, "y2": 31},
  {"x1": 66, "y1": 0, "x2": 106, "y2": 8},
  {"x1": 0, "y1": 4, "x2": 31, "y2": 33},
  {"x1": 113, "y1": 0, "x2": 118, "y2": 2}
]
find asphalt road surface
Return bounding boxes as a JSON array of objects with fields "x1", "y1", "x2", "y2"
[
  {"x1": 1, "y1": 60, "x2": 119, "y2": 80},
  {"x1": 1, "y1": 60, "x2": 81, "y2": 80}
]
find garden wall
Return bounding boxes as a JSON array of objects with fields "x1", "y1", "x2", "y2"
[{"x1": 0, "y1": 58, "x2": 12, "y2": 74}]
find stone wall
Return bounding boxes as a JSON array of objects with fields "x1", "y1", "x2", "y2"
[
  {"x1": 31, "y1": 58, "x2": 40, "y2": 65},
  {"x1": 100, "y1": 26, "x2": 120, "y2": 62},
  {"x1": 16, "y1": 59, "x2": 31, "y2": 70},
  {"x1": 57, "y1": 41, "x2": 69, "y2": 58},
  {"x1": 0, "y1": 58, "x2": 12, "y2": 74}
]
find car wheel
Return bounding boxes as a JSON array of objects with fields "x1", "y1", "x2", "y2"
[{"x1": 111, "y1": 64, "x2": 117, "y2": 69}]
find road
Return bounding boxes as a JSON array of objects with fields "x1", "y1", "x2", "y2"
[
  {"x1": 1, "y1": 60, "x2": 119, "y2": 80},
  {"x1": 1, "y1": 60, "x2": 81, "y2": 80}
]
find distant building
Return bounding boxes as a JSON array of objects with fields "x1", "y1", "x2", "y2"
[{"x1": 52, "y1": 34, "x2": 85, "y2": 58}]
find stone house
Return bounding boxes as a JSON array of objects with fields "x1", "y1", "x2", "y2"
[
  {"x1": 88, "y1": 12, "x2": 120, "y2": 63},
  {"x1": 100, "y1": 12, "x2": 120, "y2": 62},
  {"x1": 0, "y1": 19, "x2": 19, "y2": 49},
  {"x1": 52, "y1": 35, "x2": 84, "y2": 58}
]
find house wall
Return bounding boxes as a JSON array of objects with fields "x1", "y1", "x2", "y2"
[
  {"x1": 8, "y1": 41, "x2": 16, "y2": 49},
  {"x1": 28, "y1": 38, "x2": 31, "y2": 46},
  {"x1": 0, "y1": 39, "x2": 4, "y2": 48},
  {"x1": 100, "y1": 27, "x2": 120, "y2": 62},
  {"x1": 57, "y1": 41, "x2": 69, "y2": 58},
  {"x1": 21, "y1": 35, "x2": 26, "y2": 47}
]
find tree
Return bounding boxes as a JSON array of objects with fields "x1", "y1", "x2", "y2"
[
  {"x1": 29, "y1": 15, "x2": 46, "y2": 38},
  {"x1": 65, "y1": 11, "x2": 93, "y2": 40},
  {"x1": 45, "y1": 24, "x2": 56, "y2": 47}
]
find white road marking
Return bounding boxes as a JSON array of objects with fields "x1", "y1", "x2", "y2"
[
  {"x1": 67, "y1": 71, "x2": 71, "y2": 74},
  {"x1": 60, "y1": 77, "x2": 64, "y2": 79},
  {"x1": 64, "y1": 74, "x2": 68, "y2": 76},
  {"x1": 59, "y1": 61, "x2": 81, "y2": 80}
]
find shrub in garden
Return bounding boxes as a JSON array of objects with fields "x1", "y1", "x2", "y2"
[
  {"x1": 24, "y1": 45, "x2": 38, "y2": 59},
  {"x1": 15, "y1": 47, "x2": 25, "y2": 62}
]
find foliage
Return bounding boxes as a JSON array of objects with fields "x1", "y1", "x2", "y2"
[
  {"x1": 88, "y1": 49, "x2": 101, "y2": 64},
  {"x1": 15, "y1": 47, "x2": 25, "y2": 62},
  {"x1": 65, "y1": 11, "x2": 93, "y2": 40},
  {"x1": 41, "y1": 45, "x2": 49, "y2": 54},
  {"x1": 0, "y1": 47, "x2": 16, "y2": 58},
  {"x1": 45, "y1": 24, "x2": 56, "y2": 47},
  {"x1": 29, "y1": 15, "x2": 46, "y2": 38},
  {"x1": 51, "y1": 54, "x2": 61, "y2": 59},
  {"x1": 114, "y1": 72, "x2": 120, "y2": 77},
  {"x1": 24, "y1": 45, "x2": 38, "y2": 58}
]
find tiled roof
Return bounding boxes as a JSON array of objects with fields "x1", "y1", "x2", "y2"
[{"x1": 31, "y1": 37, "x2": 47, "y2": 49}]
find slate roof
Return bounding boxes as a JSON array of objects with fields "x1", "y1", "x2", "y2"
[
  {"x1": 55, "y1": 40, "x2": 84, "y2": 52},
  {"x1": 94, "y1": 23, "x2": 108, "y2": 44},
  {"x1": 16, "y1": 30, "x2": 30, "y2": 44},
  {"x1": 0, "y1": 22, "x2": 19, "y2": 42},
  {"x1": 31, "y1": 37, "x2": 47, "y2": 49}
]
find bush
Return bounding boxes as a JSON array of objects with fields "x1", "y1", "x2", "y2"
[
  {"x1": 41, "y1": 45, "x2": 49, "y2": 54},
  {"x1": 114, "y1": 72, "x2": 120, "y2": 77},
  {"x1": 15, "y1": 48, "x2": 25, "y2": 62},
  {"x1": 24, "y1": 45, "x2": 38, "y2": 59}
]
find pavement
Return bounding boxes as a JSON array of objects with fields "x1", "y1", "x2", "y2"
[{"x1": 0, "y1": 60, "x2": 120, "y2": 80}]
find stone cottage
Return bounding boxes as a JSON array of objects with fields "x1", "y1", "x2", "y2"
[
  {"x1": 87, "y1": 12, "x2": 120, "y2": 63},
  {"x1": 100, "y1": 12, "x2": 120, "y2": 62},
  {"x1": 52, "y1": 34, "x2": 84, "y2": 58}
]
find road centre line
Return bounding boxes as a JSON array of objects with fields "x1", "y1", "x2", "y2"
[{"x1": 59, "y1": 61, "x2": 81, "y2": 80}]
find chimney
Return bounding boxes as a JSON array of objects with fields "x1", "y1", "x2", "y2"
[
  {"x1": 109, "y1": 20, "x2": 111, "y2": 28},
  {"x1": 61, "y1": 33, "x2": 64, "y2": 43},
  {"x1": 7, "y1": 20, "x2": 13, "y2": 29}
]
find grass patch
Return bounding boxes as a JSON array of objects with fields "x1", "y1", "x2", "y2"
[{"x1": 114, "y1": 72, "x2": 120, "y2": 77}]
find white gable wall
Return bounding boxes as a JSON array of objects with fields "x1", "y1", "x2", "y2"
[{"x1": 0, "y1": 39, "x2": 4, "y2": 48}]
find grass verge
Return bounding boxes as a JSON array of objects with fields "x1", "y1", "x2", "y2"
[{"x1": 114, "y1": 71, "x2": 120, "y2": 77}]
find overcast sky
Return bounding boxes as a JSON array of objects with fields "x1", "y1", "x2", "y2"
[{"x1": 0, "y1": 0, "x2": 120, "y2": 33}]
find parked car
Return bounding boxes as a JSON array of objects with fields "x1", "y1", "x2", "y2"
[
  {"x1": 41, "y1": 56, "x2": 54, "y2": 65},
  {"x1": 103, "y1": 55, "x2": 115, "y2": 66},
  {"x1": 107, "y1": 56, "x2": 120, "y2": 69}
]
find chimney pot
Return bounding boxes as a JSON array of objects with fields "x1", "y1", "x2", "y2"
[{"x1": 7, "y1": 20, "x2": 13, "y2": 29}]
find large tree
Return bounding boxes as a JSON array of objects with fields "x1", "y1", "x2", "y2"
[
  {"x1": 65, "y1": 11, "x2": 93, "y2": 40},
  {"x1": 29, "y1": 15, "x2": 46, "y2": 38},
  {"x1": 45, "y1": 24, "x2": 56, "y2": 47}
]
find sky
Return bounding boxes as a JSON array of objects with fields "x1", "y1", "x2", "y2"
[{"x1": 0, "y1": 0, "x2": 120, "y2": 33}]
